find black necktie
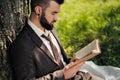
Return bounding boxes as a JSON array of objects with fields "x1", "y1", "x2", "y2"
[{"x1": 41, "y1": 34, "x2": 64, "y2": 68}]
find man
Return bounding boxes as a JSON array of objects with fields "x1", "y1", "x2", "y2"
[{"x1": 9, "y1": 0, "x2": 103, "y2": 80}]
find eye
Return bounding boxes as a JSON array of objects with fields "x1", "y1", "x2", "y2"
[
  {"x1": 52, "y1": 13, "x2": 55, "y2": 15},
  {"x1": 52, "y1": 12, "x2": 56, "y2": 15},
  {"x1": 51, "y1": 12, "x2": 58, "y2": 15}
]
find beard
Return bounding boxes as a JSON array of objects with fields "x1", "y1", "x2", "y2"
[{"x1": 40, "y1": 12, "x2": 54, "y2": 30}]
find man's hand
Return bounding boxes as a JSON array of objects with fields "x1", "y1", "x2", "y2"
[
  {"x1": 63, "y1": 58, "x2": 85, "y2": 80},
  {"x1": 70, "y1": 57, "x2": 80, "y2": 62}
]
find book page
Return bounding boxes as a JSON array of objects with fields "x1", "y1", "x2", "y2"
[
  {"x1": 68, "y1": 39, "x2": 101, "y2": 68},
  {"x1": 75, "y1": 39, "x2": 101, "y2": 59}
]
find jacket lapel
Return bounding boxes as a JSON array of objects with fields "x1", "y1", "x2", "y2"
[
  {"x1": 25, "y1": 24, "x2": 59, "y2": 65},
  {"x1": 51, "y1": 29, "x2": 70, "y2": 64},
  {"x1": 40, "y1": 43, "x2": 54, "y2": 60}
]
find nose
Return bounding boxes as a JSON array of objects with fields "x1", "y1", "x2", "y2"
[{"x1": 54, "y1": 14, "x2": 58, "y2": 22}]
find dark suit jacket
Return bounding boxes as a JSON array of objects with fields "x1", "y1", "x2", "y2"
[{"x1": 9, "y1": 24, "x2": 70, "y2": 80}]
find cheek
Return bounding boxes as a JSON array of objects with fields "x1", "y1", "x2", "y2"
[{"x1": 46, "y1": 15, "x2": 54, "y2": 23}]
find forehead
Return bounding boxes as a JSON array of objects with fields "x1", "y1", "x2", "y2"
[{"x1": 46, "y1": 1, "x2": 60, "y2": 12}]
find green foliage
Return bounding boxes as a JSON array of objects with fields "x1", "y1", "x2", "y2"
[{"x1": 55, "y1": 0, "x2": 120, "y2": 67}]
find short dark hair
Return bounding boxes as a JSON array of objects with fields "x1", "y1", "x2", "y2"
[{"x1": 31, "y1": 0, "x2": 64, "y2": 12}]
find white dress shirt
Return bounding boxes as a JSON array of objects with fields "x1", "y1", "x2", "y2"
[{"x1": 28, "y1": 19, "x2": 66, "y2": 65}]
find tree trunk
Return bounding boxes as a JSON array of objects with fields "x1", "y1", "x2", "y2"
[{"x1": 0, "y1": 0, "x2": 30, "y2": 79}]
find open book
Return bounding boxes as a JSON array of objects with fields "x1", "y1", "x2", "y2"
[{"x1": 69, "y1": 39, "x2": 101, "y2": 68}]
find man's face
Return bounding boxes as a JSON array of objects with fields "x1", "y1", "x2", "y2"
[{"x1": 40, "y1": 1, "x2": 60, "y2": 30}]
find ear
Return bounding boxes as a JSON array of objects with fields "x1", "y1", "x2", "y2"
[{"x1": 34, "y1": 6, "x2": 42, "y2": 16}]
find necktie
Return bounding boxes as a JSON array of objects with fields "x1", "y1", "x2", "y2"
[{"x1": 41, "y1": 34, "x2": 64, "y2": 68}]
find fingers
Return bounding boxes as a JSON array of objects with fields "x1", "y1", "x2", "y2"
[
  {"x1": 72, "y1": 61, "x2": 85, "y2": 70},
  {"x1": 70, "y1": 57, "x2": 80, "y2": 62},
  {"x1": 63, "y1": 61, "x2": 85, "y2": 79}
]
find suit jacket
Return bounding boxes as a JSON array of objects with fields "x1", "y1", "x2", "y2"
[{"x1": 9, "y1": 24, "x2": 70, "y2": 80}]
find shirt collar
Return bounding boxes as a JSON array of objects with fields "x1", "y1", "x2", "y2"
[{"x1": 28, "y1": 19, "x2": 50, "y2": 37}]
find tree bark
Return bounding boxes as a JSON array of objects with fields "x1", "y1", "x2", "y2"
[{"x1": 0, "y1": 0, "x2": 29, "y2": 79}]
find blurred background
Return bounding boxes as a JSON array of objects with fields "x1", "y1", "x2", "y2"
[
  {"x1": 55, "y1": 0, "x2": 120, "y2": 67},
  {"x1": 0, "y1": 0, "x2": 120, "y2": 80}
]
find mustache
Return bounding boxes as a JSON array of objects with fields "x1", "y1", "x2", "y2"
[{"x1": 51, "y1": 20, "x2": 56, "y2": 24}]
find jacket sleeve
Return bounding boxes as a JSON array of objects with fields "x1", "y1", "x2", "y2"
[
  {"x1": 36, "y1": 70, "x2": 65, "y2": 80},
  {"x1": 9, "y1": 43, "x2": 65, "y2": 80}
]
